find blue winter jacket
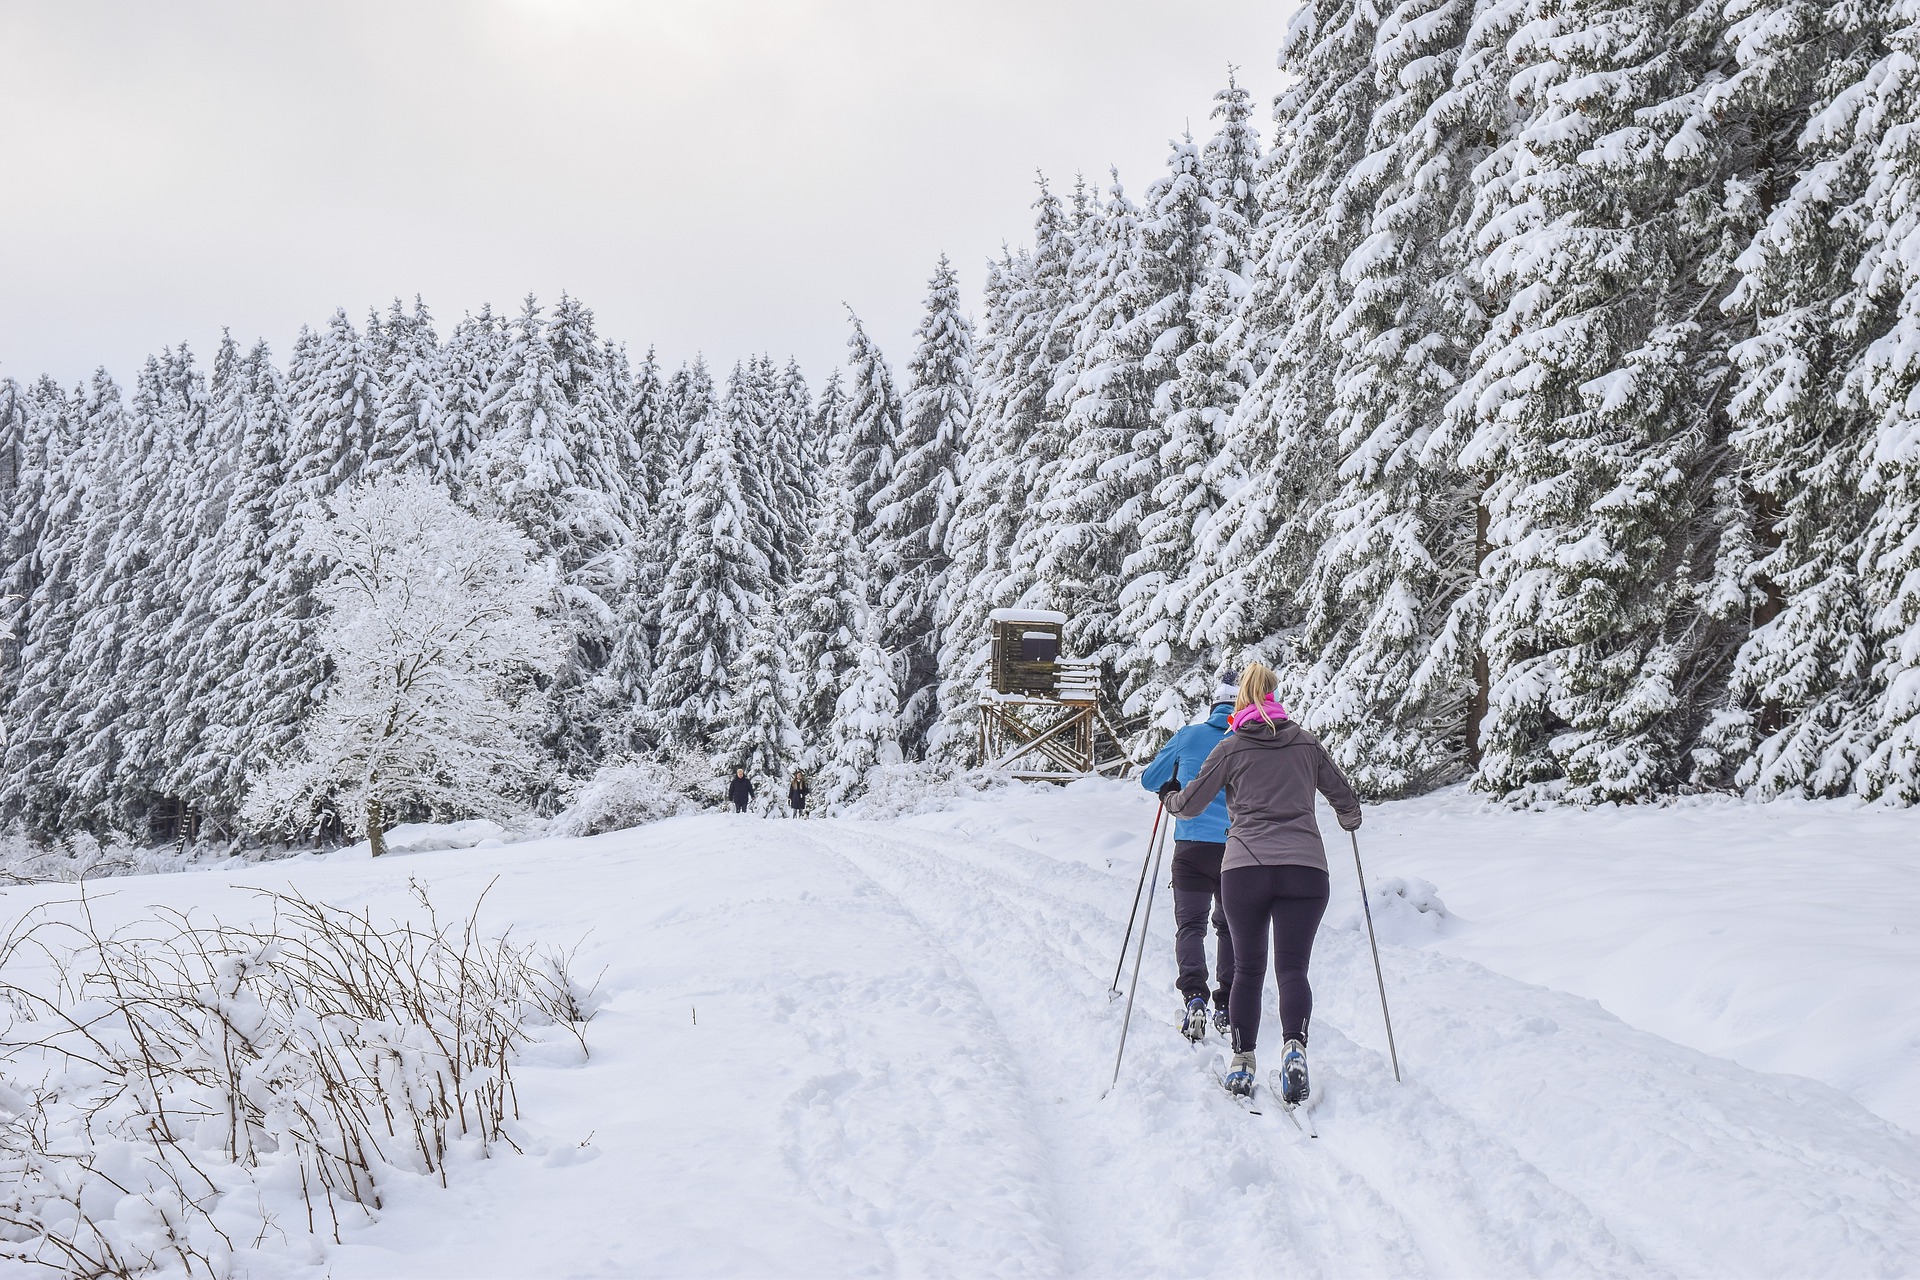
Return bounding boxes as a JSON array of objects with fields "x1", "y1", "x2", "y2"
[{"x1": 1140, "y1": 704, "x2": 1233, "y2": 843}]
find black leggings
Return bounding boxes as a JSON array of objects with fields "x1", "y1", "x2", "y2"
[{"x1": 1222, "y1": 864, "x2": 1330, "y2": 1053}]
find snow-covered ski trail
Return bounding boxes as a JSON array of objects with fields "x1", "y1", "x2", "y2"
[
  {"x1": 820, "y1": 815, "x2": 1920, "y2": 1278},
  {"x1": 13, "y1": 802, "x2": 1915, "y2": 1278}
]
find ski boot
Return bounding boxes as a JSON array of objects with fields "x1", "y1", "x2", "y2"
[
  {"x1": 1212, "y1": 1004, "x2": 1231, "y2": 1037},
  {"x1": 1280, "y1": 1039, "x2": 1310, "y2": 1106},
  {"x1": 1180, "y1": 996, "x2": 1209, "y2": 1041},
  {"x1": 1223, "y1": 1050, "x2": 1256, "y2": 1097}
]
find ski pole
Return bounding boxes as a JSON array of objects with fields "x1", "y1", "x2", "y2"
[
  {"x1": 1109, "y1": 803, "x2": 1163, "y2": 996},
  {"x1": 1108, "y1": 808, "x2": 1170, "y2": 1093},
  {"x1": 1350, "y1": 829, "x2": 1402, "y2": 1083}
]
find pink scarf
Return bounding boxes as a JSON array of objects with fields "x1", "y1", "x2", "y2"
[{"x1": 1228, "y1": 696, "x2": 1289, "y2": 731}]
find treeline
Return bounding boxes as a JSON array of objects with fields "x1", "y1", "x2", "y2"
[{"x1": 0, "y1": 282, "x2": 978, "y2": 842}]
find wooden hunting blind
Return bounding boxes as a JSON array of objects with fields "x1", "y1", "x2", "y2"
[{"x1": 979, "y1": 608, "x2": 1128, "y2": 781}]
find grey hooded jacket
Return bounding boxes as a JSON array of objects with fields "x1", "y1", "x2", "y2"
[{"x1": 1164, "y1": 716, "x2": 1362, "y2": 874}]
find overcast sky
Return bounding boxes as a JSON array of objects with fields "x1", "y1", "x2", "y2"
[{"x1": 2, "y1": 1, "x2": 1297, "y2": 394}]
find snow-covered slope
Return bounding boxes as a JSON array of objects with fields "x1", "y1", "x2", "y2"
[{"x1": 1, "y1": 782, "x2": 1915, "y2": 1278}]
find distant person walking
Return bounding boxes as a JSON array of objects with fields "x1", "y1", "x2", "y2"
[
  {"x1": 728, "y1": 768, "x2": 754, "y2": 814},
  {"x1": 1163, "y1": 662, "x2": 1361, "y2": 1106},
  {"x1": 788, "y1": 771, "x2": 811, "y2": 818},
  {"x1": 1139, "y1": 670, "x2": 1239, "y2": 1042}
]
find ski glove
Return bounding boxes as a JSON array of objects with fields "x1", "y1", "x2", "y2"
[
  {"x1": 1338, "y1": 810, "x2": 1363, "y2": 831},
  {"x1": 1157, "y1": 778, "x2": 1182, "y2": 804}
]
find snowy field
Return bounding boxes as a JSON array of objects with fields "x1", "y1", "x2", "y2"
[{"x1": 2, "y1": 780, "x2": 1917, "y2": 1278}]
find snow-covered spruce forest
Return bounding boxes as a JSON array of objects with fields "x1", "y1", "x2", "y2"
[{"x1": 5, "y1": 1, "x2": 1920, "y2": 853}]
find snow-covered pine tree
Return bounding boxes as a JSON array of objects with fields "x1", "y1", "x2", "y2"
[
  {"x1": 1117, "y1": 102, "x2": 1262, "y2": 731},
  {"x1": 99, "y1": 347, "x2": 207, "y2": 834},
  {"x1": 175, "y1": 340, "x2": 300, "y2": 819},
  {"x1": 157, "y1": 335, "x2": 249, "y2": 825},
  {"x1": 759, "y1": 353, "x2": 816, "y2": 584},
  {"x1": 1834, "y1": 2, "x2": 1920, "y2": 802},
  {"x1": 723, "y1": 359, "x2": 785, "y2": 582},
  {"x1": 0, "y1": 376, "x2": 63, "y2": 692},
  {"x1": 1284, "y1": 0, "x2": 1498, "y2": 795},
  {"x1": 1202, "y1": 71, "x2": 1264, "y2": 277},
  {"x1": 647, "y1": 391, "x2": 770, "y2": 749},
  {"x1": 44, "y1": 371, "x2": 137, "y2": 831},
  {"x1": 601, "y1": 344, "x2": 665, "y2": 756},
  {"x1": 439, "y1": 305, "x2": 507, "y2": 496},
  {"x1": 717, "y1": 595, "x2": 802, "y2": 779},
  {"x1": 822, "y1": 608, "x2": 902, "y2": 806},
  {"x1": 875, "y1": 255, "x2": 973, "y2": 753},
  {"x1": 811, "y1": 365, "x2": 846, "y2": 464},
  {"x1": 1000, "y1": 179, "x2": 1089, "y2": 617},
  {"x1": 1711, "y1": 0, "x2": 1890, "y2": 797},
  {"x1": 366, "y1": 297, "x2": 445, "y2": 482},
  {"x1": 0, "y1": 377, "x2": 82, "y2": 833},
  {"x1": 780, "y1": 356, "x2": 823, "y2": 493},
  {"x1": 240, "y1": 474, "x2": 561, "y2": 850},
  {"x1": 841, "y1": 310, "x2": 903, "y2": 535},
  {"x1": 1446, "y1": 0, "x2": 1755, "y2": 802},
  {"x1": 470, "y1": 296, "x2": 632, "y2": 778},
  {"x1": 1019, "y1": 178, "x2": 1144, "y2": 685},
  {"x1": 787, "y1": 426, "x2": 877, "y2": 758},
  {"x1": 285, "y1": 310, "x2": 381, "y2": 509},
  {"x1": 1182, "y1": 0, "x2": 1382, "y2": 671}
]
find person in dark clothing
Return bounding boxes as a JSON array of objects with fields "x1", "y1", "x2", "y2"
[
  {"x1": 1163, "y1": 661, "x2": 1362, "y2": 1105},
  {"x1": 728, "y1": 768, "x2": 754, "y2": 813},
  {"x1": 788, "y1": 771, "x2": 810, "y2": 817},
  {"x1": 1139, "y1": 671, "x2": 1240, "y2": 1040}
]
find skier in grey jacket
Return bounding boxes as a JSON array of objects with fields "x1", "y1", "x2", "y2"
[{"x1": 1163, "y1": 661, "x2": 1362, "y2": 1104}]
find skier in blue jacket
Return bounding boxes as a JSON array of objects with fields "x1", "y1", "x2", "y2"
[{"x1": 1139, "y1": 670, "x2": 1239, "y2": 1040}]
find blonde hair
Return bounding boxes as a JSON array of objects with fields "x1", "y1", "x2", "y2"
[{"x1": 1234, "y1": 662, "x2": 1280, "y2": 722}]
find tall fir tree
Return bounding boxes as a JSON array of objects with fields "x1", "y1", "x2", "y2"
[
  {"x1": 647, "y1": 396, "x2": 770, "y2": 749},
  {"x1": 875, "y1": 256, "x2": 974, "y2": 752},
  {"x1": 1181, "y1": 0, "x2": 1382, "y2": 669},
  {"x1": 841, "y1": 311, "x2": 903, "y2": 535},
  {"x1": 1712, "y1": 0, "x2": 1890, "y2": 796},
  {"x1": 1445, "y1": 0, "x2": 1756, "y2": 801},
  {"x1": 1284, "y1": 0, "x2": 1496, "y2": 795}
]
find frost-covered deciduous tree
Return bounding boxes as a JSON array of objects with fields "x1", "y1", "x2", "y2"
[{"x1": 241, "y1": 475, "x2": 561, "y2": 853}]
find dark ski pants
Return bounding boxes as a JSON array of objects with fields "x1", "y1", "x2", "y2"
[
  {"x1": 732, "y1": 800, "x2": 749, "y2": 813},
  {"x1": 1171, "y1": 841, "x2": 1234, "y2": 1007},
  {"x1": 1222, "y1": 863, "x2": 1330, "y2": 1053}
]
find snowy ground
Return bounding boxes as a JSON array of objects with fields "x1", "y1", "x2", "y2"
[{"x1": 1, "y1": 780, "x2": 1916, "y2": 1278}]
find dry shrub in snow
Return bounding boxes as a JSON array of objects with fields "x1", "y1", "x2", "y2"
[{"x1": 0, "y1": 883, "x2": 593, "y2": 1278}]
